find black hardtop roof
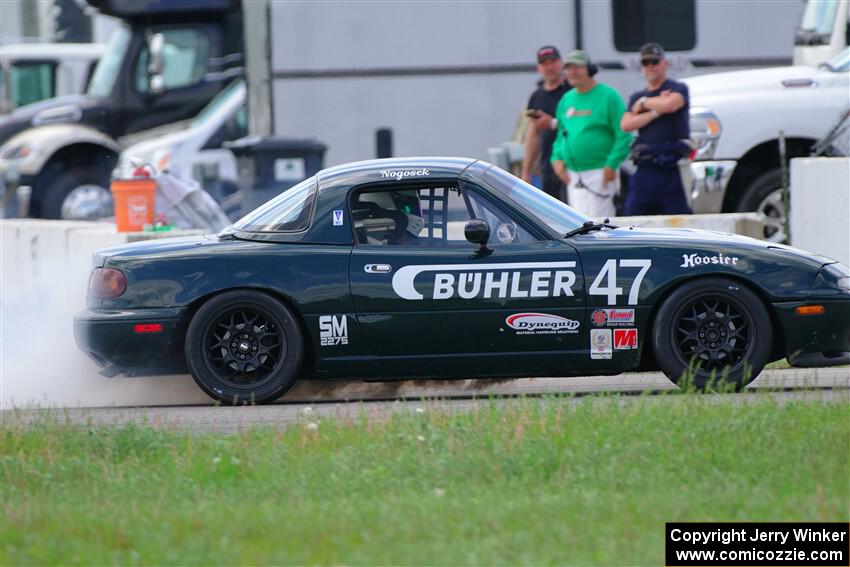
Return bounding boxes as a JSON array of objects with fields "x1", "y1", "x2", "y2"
[{"x1": 317, "y1": 156, "x2": 480, "y2": 188}]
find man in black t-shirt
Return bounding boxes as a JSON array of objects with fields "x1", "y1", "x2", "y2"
[
  {"x1": 521, "y1": 45, "x2": 571, "y2": 202},
  {"x1": 620, "y1": 43, "x2": 692, "y2": 215}
]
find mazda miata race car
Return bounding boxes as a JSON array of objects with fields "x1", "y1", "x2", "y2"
[{"x1": 74, "y1": 158, "x2": 850, "y2": 403}]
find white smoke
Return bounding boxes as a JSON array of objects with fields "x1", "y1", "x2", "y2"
[{"x1": 0, "y1": 220, "x2": 207, "y2": 409}]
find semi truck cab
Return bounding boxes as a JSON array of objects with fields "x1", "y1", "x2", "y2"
[{"x1": 0, "y1": 0, "x2": 243, "y2": 220}]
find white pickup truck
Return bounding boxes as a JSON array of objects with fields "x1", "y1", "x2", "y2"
[{"x1": 685, "y1": 47, "x2": 849, "y2": 242}]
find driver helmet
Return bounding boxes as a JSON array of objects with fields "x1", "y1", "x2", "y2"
[{"x1": 359, "y1": 190, "x2": 425, "y2": 237}]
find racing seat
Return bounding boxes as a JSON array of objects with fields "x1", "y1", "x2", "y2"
[{"x1": 351, "y1": 201, "x2": 410, "y2": 245}]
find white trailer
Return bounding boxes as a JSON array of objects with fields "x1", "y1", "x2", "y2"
[{"x1": 247, "y1": 0, "x2": 804, "y2": 166}]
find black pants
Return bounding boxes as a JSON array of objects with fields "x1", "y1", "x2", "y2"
[
  {"x1": 624, "y1": 162, "x2": 691, "y2": 215},
  {"x1": 541, "y1": 166, "x2": 567, "y2": 204}
]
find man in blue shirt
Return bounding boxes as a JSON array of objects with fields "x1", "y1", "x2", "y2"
[{"x1": 620, "y1": 43, "x2": 692, "y2": 215}]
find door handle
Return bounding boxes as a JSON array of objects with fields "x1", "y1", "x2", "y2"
[{"x1": 364, "y1": 264, "x2": 392, "y2": 273}]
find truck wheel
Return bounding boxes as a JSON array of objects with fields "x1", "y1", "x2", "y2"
[
  {"x1": 41, "y1": 166, "x2": 113, "y2": 220},
  {"x1": 185, "y1": 290, "x2": 304, "y2": 404},
  {"x1": 736, "y1": 168, "x2": 786, "y2": 243},
  {"x1": 652, "y1": 277, "x2": 772, "y2": 391}
]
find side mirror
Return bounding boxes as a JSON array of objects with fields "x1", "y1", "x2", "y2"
[
  {"x1": 147, "y1": 33, "x2": 165, "y2": 93},
  {"x1": 464, "y1": 218, "x2": 490, "y2": 248}
]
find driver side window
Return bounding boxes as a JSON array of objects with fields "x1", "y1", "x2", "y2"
[{"x1": 352, "y1": 185, "x2": 534, "y2": 246}]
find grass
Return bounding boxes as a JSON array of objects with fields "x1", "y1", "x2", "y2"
[{"x1": 2, "y1": 395, "x2": 848, "y2": 565}]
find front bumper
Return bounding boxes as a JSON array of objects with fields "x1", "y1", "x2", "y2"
[
  {"x1": 689, "y1": 160, "x2": 737, "y2": 214},
  {"x1": 74, "y1": 307, "x2": 189, "y2": 376},
  {"x1": 773, "y1": 298, "x2": 850, "y2": 366}
]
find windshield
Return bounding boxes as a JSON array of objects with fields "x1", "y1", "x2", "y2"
[
  {"x1": 87, "y1": 26, "x2": 131, "y2": 97},
  {"x1": 827, "y1": 47, "x2": 850, "y2": 72},
  {"x1": 481, "y1": 165, "x2": 590, "y2": 236},
  {"x1": 191, "y1": 79, "x2": 245, "y2": 128},
  {"x1": 233, "y1": 176, "x2": 317, "y2": 232},
  {"x1": 800, "y1": 0, "x2": 839, "y2": 34}
]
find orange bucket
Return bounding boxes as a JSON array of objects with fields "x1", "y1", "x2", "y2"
[{"x1": 111, "y1": 178, "x2": 156, "y2": 232}]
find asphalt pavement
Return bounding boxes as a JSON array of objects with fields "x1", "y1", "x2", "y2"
[{"x1": 2, "y1": 367, "x2": 847, "y2": 434}]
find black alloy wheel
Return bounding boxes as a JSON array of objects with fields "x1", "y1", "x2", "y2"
[
  {"x1": 185, "y1": 291, "x2": 304, "y2": 404},
  {"x1": 653, "y1": 277, "x2": 772, "y2": 390},
  {"x1": 203, "y1": 307, "x2": 285, "y2": 389}
]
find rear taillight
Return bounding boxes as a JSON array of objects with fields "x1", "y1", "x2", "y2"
[{"x1": 89, "y1": 268, "x2": 127, "y2": 298}]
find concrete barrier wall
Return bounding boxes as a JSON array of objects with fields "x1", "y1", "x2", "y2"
[{"x1": 790, "y1": 157, "x2": 850, "y2": 267}]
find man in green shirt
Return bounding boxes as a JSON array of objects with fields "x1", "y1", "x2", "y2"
[{"x1": 550, "y1": 50, "x2": 632, "y2": 218}]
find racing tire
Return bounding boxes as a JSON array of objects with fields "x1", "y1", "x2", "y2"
[
  {"x1": 736, "y1": 168, "x2": 787, "y2": 243},
  {"x1": 40, "y1": 165, "x2": 112, "y2": 220},
  {"x1": 185, "y1": 290, "x2": 304, "y2": 404},
  {"x1": 652, "y1": 277, "x2": 772, "y2": 391}
]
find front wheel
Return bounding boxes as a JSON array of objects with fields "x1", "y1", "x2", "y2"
[
  {"x1": 652, "y1": 277, "x2": 772, "y2": 390},
  {"x1": 185, "y1": 291, "x2": 305, "y2": 404},
  {"x1": 40, "y1": 166, "x2": 113, "y2": 220}
]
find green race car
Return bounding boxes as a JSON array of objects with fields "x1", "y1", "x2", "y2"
[{"x1": 74, "y1": 158, "x2": 850, "y2": 403}]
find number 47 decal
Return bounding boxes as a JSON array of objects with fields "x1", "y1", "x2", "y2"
[{"x1": 588, "y1": 259, "x2": 652, "y2": 305}]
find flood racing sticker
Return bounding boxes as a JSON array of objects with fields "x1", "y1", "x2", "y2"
[{"x1": 591, "y1": 308, "x2": 635, "y2": 327}]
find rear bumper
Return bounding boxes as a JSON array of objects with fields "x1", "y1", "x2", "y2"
[
  {"x1": 73, "y1": 307, "x2": 189, "y2": 376},
  {"x1": 773, "y1": 298, "x2": 850, "y2": 365}
]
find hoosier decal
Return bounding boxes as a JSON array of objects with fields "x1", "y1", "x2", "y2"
[
  {"x1": 680, "y1": 252, "x2": 739, "y2": 268},
  {"x1": 391, "y1": 262, "x2": 577, "y2": 300}
]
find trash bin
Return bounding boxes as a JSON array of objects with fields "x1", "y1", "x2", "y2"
[{"x1": 225, "y1": 136, "x2": 327, "y2": 214}]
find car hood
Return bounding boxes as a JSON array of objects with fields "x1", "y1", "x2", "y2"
[
  {"x1": 587, "y1": 227, "x2": 836, "y2": 267},
  {"x1": 683, "y1": 65, "x2": 840, "y2": 98}
]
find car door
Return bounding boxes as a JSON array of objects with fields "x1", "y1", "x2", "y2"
[{"x1": 349, "y1": 181, "x2": 586, "y2": 375}]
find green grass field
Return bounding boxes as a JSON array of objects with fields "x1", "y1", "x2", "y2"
[{"x1": 3, "y1": 395, "x2": 848, "y2": 565}]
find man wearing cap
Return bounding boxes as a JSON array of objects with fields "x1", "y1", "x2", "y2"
[
  {"x1": 549, "y1": 50, "x2": 632, "y2": 218},
  {"x1": 620, "y1": 43, "x2": 692, "y2": 215},
  {"x1": 521, "y1": 46, "x2": 571, "y2": 202}
]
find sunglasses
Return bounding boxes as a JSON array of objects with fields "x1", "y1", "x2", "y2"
[{"x1": 641, "y1": 58, "x2": 661, "y2": 66}]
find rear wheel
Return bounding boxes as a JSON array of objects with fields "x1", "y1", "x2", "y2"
[
  {"x1": 652, "y1": 277, "x2": 772, "y2": 390},
  {"x1": 185, "y1": 290, "x2": 304, "y2": 404}
]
